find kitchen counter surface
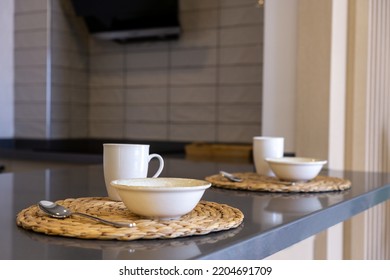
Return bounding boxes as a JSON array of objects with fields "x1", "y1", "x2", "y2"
[{"x1": 1, "y1": 155, "x2": 390, "y2": 260}]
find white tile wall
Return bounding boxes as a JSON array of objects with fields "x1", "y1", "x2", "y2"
[
  {"x1": 126, "y1": 69, "x2": 168, "y2": 87},
  {"x1": 51, "y1": 103, "x2": 69, "y2": 121},
  {"x1": 220, "y1": 0, "x2": 258, "y2": 7},
  {"x1": 171, "y1": 48, "x2": 217, "y2": 67},
  {"x1": 218, "y1": 85, "x2": 262, "y2": 103},
  {"x1": 218, "y1": 104, "x2": 262, "y2": 123},
  {"x1": 15, "y1": 85, "x2": 46, "y2": 102},
  {"x1": 218, "y1": 124, "x2": 261, "y2": 142},
  {"x1": 126, "y1": 87, "x2": 168, "y2": 104},
  {"x1": 14, "y1": 0, "x2": 47, "y2": 13},
  {"x1": 90, "y1": 53, "x2": 125, "y2": 71},
  {"x1": 125, "y1": 123, "x2": 168, "y2": 140},
  {"x1": 50, "y1": 121, "x2": 69, "y2": 138},
  {"x1": 180, "y1": 10, "x2": 219, "y2": 30},
  {"x1": 126, "y1": 105, "x2": 168, "y2": 122},
  {"x1": 14, "y1": 12, "x2": 47, "y2": 31},
  {"x1": 15, "y1": 49, "x2": 46, "y2": 66},
  {"x1": 170, "y1": 86, "x2": 216, "y2": 104},
  {"x1": 219, "y1": 65, "x2": 262, "y2": 84},
  {"x1": 49, "y1": 0, "x2": 89, "y2": 139},
  {"x1": 171, "y1": 29, "x2": 218, "y2": 49},
  {"x1": 69, "y1": 87, "x2": 88, "y2": 103},
  {"x1": 89, "y1": 38, "x2": 126, "y2": 54},
  {"x1": 219, "y1": 45, "x2": 263, "y2": 65},
  {"x1": 14, "y1": 31, "x2": 47, "y2": 48},
  {"x1": 180, "y1": 0, "x2": 219, "y2": 11},
  {"x1": 90, "y1": 88, "x2": 125, "y2": 104},
  {"x1": 90, "y1": 71, "x2": 124, "y2": 87},
  {"x1": 224, "y1": 5, "x2": 263, "y2": 24},
  {"x1": 50, "y1": 85, "x2": 69, "y2": 103},
  {"x1": 14, "y1": 103, "x2": 46, "y2": 121},
  {"x1": 90, "y1": 122, "x2": 125, "y2": 139},
  {"x1": 14, "y1": 67, "x2": 46, "y2": 84},
  {"x1": 170, "y1": 105, "x2": 216, "y2": 123},
  {"x1": 14, "y1": 120, "x2": 46, "y2": 138},
  {"x1": 69, "y1": 121, "x2": 88, "y2": 138},
  {"x1": 51, "y1": 30, "x2": 88, "y2": 52},
  {"x1": 169, "y1": 123, "x2": 217, "y2": 142},
  {"x1": 14, "y1": 0, "x2": 263, "y2": 144},
  {"x1": 13, "y1": 0, "x2": 89, "y2": 139},
  {"x1": 220, "y1": 25, "x2": 263, "y2": 46},
  {"x1": 52, "y1": 50, "x2": 88, "y2": 69},
  {"x1": 89, "y1": 105, "x2": 124, "y2": 122},
  {"x1": 20, "y1": 8, "x2": 51, "y2": 137},
  {"x1": 126, "y1": 51, "x2": 169, "y2": 69},
  {"x1": 170, "y1": 67, "x2": 217, "y2": 86},
  {"x1": 68, "y1": 104, "x2": 88, "y2": 121}
]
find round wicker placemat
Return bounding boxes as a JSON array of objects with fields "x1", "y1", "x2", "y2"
[
  {"x1": 205, "y1": 172, "x2": 351, "y2": 193},
  {"x1": 16, "y1": 197, "x2": 244, "y2": 241},
  {"x1": 22, "y1": 223, "x2": 244, "y2": 252}
]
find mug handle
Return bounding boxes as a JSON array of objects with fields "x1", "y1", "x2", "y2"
[{"x1": 148, "y1": 153, "x2": 164, "y2": 177}]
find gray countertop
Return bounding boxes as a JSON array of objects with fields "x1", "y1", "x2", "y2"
[{"x1": 1, "y1": 155, "x2": 390, "y2": 259}]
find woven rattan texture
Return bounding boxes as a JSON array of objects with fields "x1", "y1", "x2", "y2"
[
  {"x1": 205, "y1": 172, "x2": 351, "y2": 192},
  {"x1": 16, "y1": 197, "x2": 244, "y2": 241}
]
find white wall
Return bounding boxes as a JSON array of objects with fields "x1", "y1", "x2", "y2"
[
  {"x1": 262, "y1": 0, "x2": 298, "y2": 153},
  {"x1": 0, "y1": 0, "x2": 14, "y2": 138},
  {"x1": 328, "y1": 0, "x2": 348, "y2": 170}
]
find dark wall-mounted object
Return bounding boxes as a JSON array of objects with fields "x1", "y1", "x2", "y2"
[{"x1": 70, "y1": 0, "x2": 181, "y2": 43}]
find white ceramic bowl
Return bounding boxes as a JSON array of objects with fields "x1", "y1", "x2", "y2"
[
  {"x1": 110, "y1": 178, "x2": 211, "y2": 220},
  {"x1": 265, "y1": 157, "x2": 327, "y2": 181}
]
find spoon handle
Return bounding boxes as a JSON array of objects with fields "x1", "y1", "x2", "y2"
[
  {"x1": 220, "y1": 171, "x2": 243, "y2": 182},
  {"x1": 72, "y1": 212, "x2": 136, "y2": 228}
]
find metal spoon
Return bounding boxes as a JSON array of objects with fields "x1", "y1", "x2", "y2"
[
  {"x1": 220, "y1": 171, "x2": 243, "y2": 182},
  {"x1": 38, "y1": 200, "x2": 136, "y2": 228},
  {"x1": 220, "y1": 170, "x2": 296, "y2": 186}
]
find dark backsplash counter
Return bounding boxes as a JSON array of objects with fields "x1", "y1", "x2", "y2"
[{"x1": 0, "y1": 138, "x2": 189, "y2": 165}]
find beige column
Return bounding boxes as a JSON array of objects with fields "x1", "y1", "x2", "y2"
[
  {"x1": 295, "y1": 0, "x2": 348, "y2": 260},
  {"x1": 263, "y1": 0, "x2": 348, "y2": 260},
  {"x1": 263, "y1": 0, "x2": 390, "y2": 259},
  {"x1": 344, "y1": 0, "x2": 390, "y2": 260},
  {"x1": 295, "y1": 0, "x2": 348, "y2": 169}
]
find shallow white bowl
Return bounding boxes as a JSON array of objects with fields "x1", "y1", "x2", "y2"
[
  {"x1": 265, "y1": 157, "x2": 327, "y2": 181},
  {"x1": 111, "y1": 178, "x2": 211, "y2": 220}
]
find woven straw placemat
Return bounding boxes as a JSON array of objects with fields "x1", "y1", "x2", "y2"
[
  {"x1": 16, "y1": 197, "x2": 244, "y2": 241},
  {"x1": 22, "y1": 223, "x2": 244, "y2": 252},
  {"x1": 205, "y1": 172, "x2": 351, "y2": 193}
]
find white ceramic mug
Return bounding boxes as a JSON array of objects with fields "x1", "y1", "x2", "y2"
[
  {"x1": 253, "y1": 136, "x2": 284, "y2": 177},
  {"x1": 103, "y1": 143, "x2": 164, "y2": 201}
]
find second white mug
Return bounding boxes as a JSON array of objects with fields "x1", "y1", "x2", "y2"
[
  {"x1": 253, "y1": 136, "x2": 284, "y2": 177},
  {"x1": 103, "y1": 143, "x2": 164, "y2": 201}
]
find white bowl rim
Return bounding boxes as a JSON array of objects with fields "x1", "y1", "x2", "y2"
[
  {"x1": 111, "y1": 177, "x2": 211, "y2": 192},
  {"x1": 265, "y1": 157, "x2": 327, "y2": 165}
]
